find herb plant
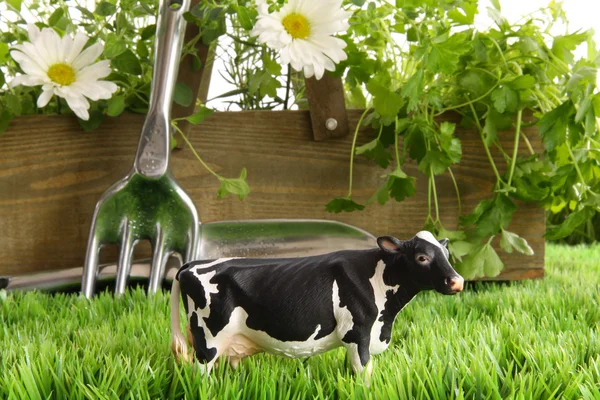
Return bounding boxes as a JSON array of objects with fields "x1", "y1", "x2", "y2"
[{"x1": 1, "y1": 0, "x2": 599, "y2": 278}]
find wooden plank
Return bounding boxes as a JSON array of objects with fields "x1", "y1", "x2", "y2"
[
  {"x1": 0, "y1": 111, "x2": 545, "y2": 278},
  {"x1": 304, "y1": 74, "x2": 349, "y2": 140}
]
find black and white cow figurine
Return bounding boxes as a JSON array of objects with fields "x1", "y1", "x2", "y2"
[{"x1": 170, "y1": 231, "x2": 463, "y2": 381}]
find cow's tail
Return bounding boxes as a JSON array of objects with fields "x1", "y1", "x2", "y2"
[{"x1": 170, "y1": 278, "x2": 190, "y2": 363}]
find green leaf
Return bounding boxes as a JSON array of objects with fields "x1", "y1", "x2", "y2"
[
  {"x1": 236, "y1": 6, "x2": 256, "y2": 30},
  {"x1": 418, "y1": 149, "x2": 450, "y2": 176},
  {"x1": 567, "y1": 65, "x2": 597, "y2": 93},
  {"x1": 382, "y1": 169, "x2": 416, "y2": 203},
  {"x1": 0, "y1": 110, "x2": 13, "y2": 135},
  {"x1": 112, "y1": 49, "x2": 142, "y2": 75},
  {"x1": 500, "y1": 230, "x2": 534, "y2": 255},
  {"x1": 141, "y1": 24, "x2": 156, "y2": 40},
  {"x1": 449, "y1": 240, "x2": 474, "y2": 261},
  {"x1": 507, "y1": 74, "x2": 535, "y2": 90},
  {"x1": 5, "y1": 93, "x2": 22, "y2": 116},
  {"x1": 78, "y1": 110, "x2": 104, "y2": 131},
  {"x1": 592, "y1": 93, "x2": 600, "y2": 117},
  {"x1": 401, "y1": 69, "x2": 423, "y2": 111},
  {"x1": 367, "y1": 72, "x2": 403, "y2": 118},
  {"x1": 137, "y1": 42, "x2": 149, "y2": 58},
  {"x1": 351, "y1": 0, "x2": 366, "y2": 6},
  {"x1": 544, "y1": 207, "x2": 594, "y2": 240},
  {"x1": 481, "y1": 244, "x2": 504, "y2": 277},
  {"x1": 325, "y1": 197, "x2": 365, "y2": 213},
  {"x1": 552, "y1": 32, "x2": 588, "y2": 64},
  {"x1": 474, "y1": 194, "x2": 516, "y2": 238},
  {"x1": 457, "y1": 70, "x2": 494, "y2": 97},
  {"x1": 103, "y1": 34, "x2": 127, "y2": 59},
  {"x1": 404, "y1": 124, "x2": 427, "y2": 162},
  {"x1": 95, "y1": 1, "x2": 116, "y2": 17},
  {"x1": 106, "y1": 95, "x2": 125, "y2": 117},
  {"x1": 459, "y1": 242, "x2": 504, "y2": 279},
  {"x1": 423, "y1": 32, "x2": 471, "y2": 75},
  {"x1": 355, "y1": 138, "x2": 392, "y2": 168},
  {"x1": 491, "y1": 85, "x2": 518, "y2": 113},
  {"x1": 438, "y1": 122, "x2": 462, "y2": 163},
  {"x1": 6, "y1": 0, "x2": 21, "y2": 11},
  {"x1": 259, "y1": 75, "x2": 280, "y2": 98},
  {"x1": 368, "y1": 182, "x2": 390, "y2": 206},
  {"x1": 539, "y1": 101, "x2": 573, "y2": 152},
  {"x1": 184, "y1": 106, "x2": 213, "y2": 124},
  {"x1": 217, "y1": 169, "x2": 250, "y2": 200},
  {"x1": 48, "y1": 8, "x2": 64, "y2": 27},
  {"x1": 262, "y1": 53, "x2": 282, "y2": 76},
  {"x1": 0, "y1": 69, "x2": 5, "y2": 88},
  {"x1": 487, "y1": 7, "x2": 509, "y2": 31},
  {"x1": 437, "y1": 227, "x2": 466, "y2": 242},
  {"x1": 447, "y1": 3, "x2": 477, "y2": 24},
  {"x1": 0, "y1": 42, "x2": 9, "y2": 64},
  {"x1": 173, "y1": 82, "x2": 193, "y2": 107},
  {"x1": 75, "y1": 5, "x2": 95, "y2": 20}
]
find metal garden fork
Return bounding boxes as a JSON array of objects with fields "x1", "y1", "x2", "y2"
[{"x1": 81, "y1": 0, "x2": 199, "y2": 298}]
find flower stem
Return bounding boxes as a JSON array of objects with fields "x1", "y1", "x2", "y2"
[
  {"x1": 430, "y1": 169, "x2": 440, "y2": 223},
  {"x1": 507, "y1": 109, "x2": 522, "y2": 186},
  {"x1": 347, "y1": 108, "x2": 371, "y2": 198},
  {"x1": 469, "y1": 102, "x2": 505, "y2": 185},
  {"x1": 284, "y1": 64, "x2": 291, "y2": 110},
  {"x1": 172, "y1": 123, "x2": 222, "y2": 181},
  {"x1": 448, "y1": 167, "x2": 462, "y2": 227},
  {"x1": 394, "y1": 116, "x2": 401, "y2": 170}
]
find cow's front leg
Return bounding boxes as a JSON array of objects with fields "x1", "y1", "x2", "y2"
[{"x1": 343, "y1": 339, "x2": 373, "y2": 386}]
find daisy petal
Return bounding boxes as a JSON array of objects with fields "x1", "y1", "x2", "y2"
[
  {"x1": 72, "y1": 43, "x2": 104, "y2": 70},
  {"x1": 37, "y1": 89, "x2": 55, "y2": 108},
  {"x1": 77, "y1": 60, "x2": 112, "y2": 81},
  {"x1": 66, "y1": 32, "x2": 89, "y2": 63},
  {"x1": 9, "y1": 74, "x2": 46, "y2": 88}
]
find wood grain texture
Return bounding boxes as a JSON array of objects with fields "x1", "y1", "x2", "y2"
[
  {"x1": 0, "y1": 111, "x2": 545, "y2": 278},
  {"x1": 304, "y1": 74, "x2": 349, "y2": 140}
]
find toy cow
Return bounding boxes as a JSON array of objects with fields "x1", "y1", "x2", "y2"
[{"x1": 170, "y1": 231, "x2": 463, "y2": 382}]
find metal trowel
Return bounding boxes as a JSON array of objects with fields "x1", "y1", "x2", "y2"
[{"x1": 1, "y1": 219, "x2": 376, "y2": 292}]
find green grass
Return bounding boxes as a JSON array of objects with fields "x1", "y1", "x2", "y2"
[{"x1": 1, "y1": 244, "x2": 599, "y2": 399}]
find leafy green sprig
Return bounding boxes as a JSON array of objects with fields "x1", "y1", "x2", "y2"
[{"x1": 323, "y1": 0, "x2": 599, "y2": 277}]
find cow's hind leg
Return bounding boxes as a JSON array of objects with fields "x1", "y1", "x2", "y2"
[{"x1": 188, "y1": 314, "x2": 219, "y2": 375}]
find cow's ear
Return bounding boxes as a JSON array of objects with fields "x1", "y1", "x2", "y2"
[
  {"x1": 439, "y1": 238, "x2": 449, "y2": 248},
  {"x1": 377, "y1": 236, "x2": 404, "y2": 253}
]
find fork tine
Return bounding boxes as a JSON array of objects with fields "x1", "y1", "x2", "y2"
[
  {"x1": 115, "y1": 222, "x2": 135, "y2": 296},
  {"x1": 184, "y1": 226, "x2": 200, "y2": 263},
  {"x1": 148, "y1": 226, "x2": 169, "y2": 294},
  {"x1": 82, "y1": 228, "x2": 101, "y2": 299}
]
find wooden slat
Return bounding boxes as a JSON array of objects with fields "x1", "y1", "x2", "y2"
[
  {"x1": 0, "y1": 111, "x2": 545, "y2": 279},
  {"x1": 304, "y1": 74, "x2": 349, "y2": 140}
]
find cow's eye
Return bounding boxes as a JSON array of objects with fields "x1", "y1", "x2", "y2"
[{"x1": 415, "y1": 254, "x2": 431, "y2": 265}]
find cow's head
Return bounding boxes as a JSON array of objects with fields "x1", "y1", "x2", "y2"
[{"x1": 377, "y1": 231, "x2": 464, "y2": 295}]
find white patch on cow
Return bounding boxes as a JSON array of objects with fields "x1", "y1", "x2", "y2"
[
  {"x1": 368, "y1": 260, "x2": 399, "y2": 354},
  {"x1": 416, "y1": 231, "x2": 449, "y2": 258},
  {"x1": 332, "y1": 280, "x2": 354, "y2": 337},
  {"x1": 189, "y1": 258, "x2": 237, "y2": 277}
]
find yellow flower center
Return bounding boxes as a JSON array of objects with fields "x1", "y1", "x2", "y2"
[
  {"x1": 47, "y1": 63, "x2": 76, "y2": 86},
  {"x1": 282, "y1": 13, "x2": 310, "y2": 39}
]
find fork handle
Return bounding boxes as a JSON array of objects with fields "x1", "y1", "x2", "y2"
[{"x1": 134, "y1": 0, "x2": 191, "y2": 178}]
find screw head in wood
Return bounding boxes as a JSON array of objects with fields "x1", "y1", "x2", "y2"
[{"x1": 325, "y1": 118, "x2": 338, "y2": 131}]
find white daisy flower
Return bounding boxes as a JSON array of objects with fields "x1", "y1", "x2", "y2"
[
  {"x1": 251, "y1": 0, "x2": 352, "y2": 80},
  {"x1": 9, "y1": 24, "x2": 118, "y2": 120}
]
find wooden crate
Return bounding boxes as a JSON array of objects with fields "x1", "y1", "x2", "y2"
[{"x1": 0, "y1": 110, "x2": 544, "y2": 279}]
